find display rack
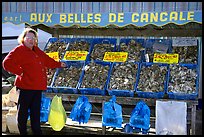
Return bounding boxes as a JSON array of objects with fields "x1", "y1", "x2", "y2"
[{"x1": 43, "y1": 92, "x2": 198, "y2": 135}]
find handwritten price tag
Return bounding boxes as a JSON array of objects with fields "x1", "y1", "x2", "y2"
[
  {"x1": 63, "y1": 51, "x2": 88, "y2": 61},
  {"x1": 153, "y1": 53, "x2": 179, "y2": 64},
  {"x1": 46, "y1": 52, "x2": 59, "y2": 61},
  {"x1": 103, "y1": 52, "x2": 128, "y2": 62}
]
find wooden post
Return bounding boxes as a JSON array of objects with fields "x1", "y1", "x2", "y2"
[
  {"x1": 191, "y1": 104, "x2": 196, "y2": 135},
  {"x1": 102, "y1": 100, "x2": 106, "y2": 135},
  {"x1": 52, "y1": 28, "x2": 59, "y2": 38}
]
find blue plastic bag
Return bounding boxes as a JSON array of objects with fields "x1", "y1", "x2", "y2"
[
  {"x1": 40, "y1": 94, "x2": 51, "y2": 122},
  {"x1": 129, "y1": 100, "x2": 150, "y2": 132},
  {"x1": 102, "y1": 95, "x2": 123, "y2": 128},
  {"x1": 70, "y1": 96, "x2": 92, "y2": 124},
  {"x1": 28, "y1": 94, "x2": 51, "y2": 123}
]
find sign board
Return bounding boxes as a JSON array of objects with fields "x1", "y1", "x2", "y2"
[
  {"x1": 46, "y1": 52, "x2": 59, "y2": 61},
  {"x1": 153, "y1": 53, "x2": 179, "y2": 64},
  {"x1": 63, "y1": 51, "x2": 88, "y2": 61},
  {"x1": 153, "y1": 42, "x2": 169, "y2": 53},
  {"x1": 172, "y1": 37, "x2": 197, "y2": 47},
  {"x1": 103, "y1": 52, "x2": 128, "y2": 62},
  {"x1": 2, "y1": 11, "x2": 202, "y2": 27}
]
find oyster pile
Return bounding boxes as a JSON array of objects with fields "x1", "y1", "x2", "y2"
[
  {"x1": 172, "y1": 46, "x2": 198, "y2": 64},
  {"x1": 119, "y1": 39, "x2": 145, "y2": 62},
  {"x1": 80, "y1": 62, "x2": 110, "y2": 89},
  {"x1": 168, "y1": 64, "x2": 197, "y2": 94},
  {"x1": 145, "y1": 48, "x2": 154, "y2": 62},
  {"x1": 137, "y1": 64, "x2": 167, "y2": 92},
  {"x1": 47, "y1": 68, "x2": 56, "y2": 86},
  {"x1": 53, "y1": 66, "x2": 82, "y2": 87},
  {"x1": 44, "y1": 40, "x2": 68, "y2": 59},
  {"x1": 108, "y1": 62, "x2": 138, "y2": 90},
  {"x1": 90, "y1": 43, "x2": 115, "y2": 60},
  {"x1": 68, "y1": 41, "x2": 90, "y2": 51}
]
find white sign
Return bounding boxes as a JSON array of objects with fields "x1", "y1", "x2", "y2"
[{"x1": 172, "y1": 37, "x2": 197, "y2": 47}]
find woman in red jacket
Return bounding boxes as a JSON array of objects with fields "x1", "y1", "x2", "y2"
[{"x1": 2, "y1": 27, "x2": 66, "y2": 135}]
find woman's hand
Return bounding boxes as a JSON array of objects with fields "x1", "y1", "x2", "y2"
[{"x1": 61, "y1": 62, "x2": 67, "y2": 68}]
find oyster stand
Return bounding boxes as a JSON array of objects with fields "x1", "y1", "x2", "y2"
[{"x1": 2, "y1": 2, "x2": 202, "y2": 135}]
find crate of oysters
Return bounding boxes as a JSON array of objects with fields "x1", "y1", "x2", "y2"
[
  {"x1": 62, "y1": 38, "x2": 93, "y2": 62},
  {"x1": 89, "y1": 38, "x2": 117, "y2": 61},
  {"x1": 144, "y1": 39, "x2": 172, "y2": 62},
  {"x1": 44, "y1": 38, "x2": 71, "y2": 92},
  {"x1": 46, "y1": 68, "x2": 57, "y2": 92},
  {"x1": 167, "y1": 63, "x2": 199, "y2": 100},
  {"x1": 78, "y1": 60, "x2": 112, "y2": 95},
  {"x1": 118, "y1": 38, "x2": 145, "y2": 62},
  {"x1": 44, "y1": 37, "x2": 71, "y2": 59},
  {"x1": 51, "y1": 61, "x2": 85, "y2": 94},
  {"x1": 171, "y1": 38, "x2": 199, "y2": 64},
  {"x1": 136, "y1": 62, "x2": 169, "y2": 99},
  {"x1": 106, "y1": 62, "x2": 140, "y2": 97}
]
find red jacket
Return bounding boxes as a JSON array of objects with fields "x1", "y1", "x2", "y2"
[{"x1": 2, "y1": 44, "x2": 62, "y2": 90}]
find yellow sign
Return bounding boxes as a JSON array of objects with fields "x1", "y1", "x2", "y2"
[
  {"x1": 103, "y1": 52, "x2": 128, "y2": 62},
  {"x1": 46, "y1": 52, "x2": 59, "y2": 61},
  {"x1": 153, "y1": 53, "x2": 179, "y2": 64},
  {"x1": 63, "y1": 51, "x2": 88, "y2": 61}
]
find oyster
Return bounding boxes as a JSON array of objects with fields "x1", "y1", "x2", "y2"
[
  {"x1": 90, "y1": 43, "x2": 115, "y2": 60},
  {"x1": 172, "y1": 46, "x2": 198, "y2": 64},
  {"x1": 46, "y1": 68, "x2": 56, "y2": 86},
  {"x1": 137, "y1": 64, "x2": 167, "y2": 92},
  {"x1": 80, "y1": 62, "x2": 110, "y2": 89},
  {"x1": 145, "y1": 48, "x2": 154, "y2": 62},
  {"x1": 68, "y1": 40, "x2": 90, "y2": 51},
  {"x1": 108, "y1": 62, "x2": 138, "y2": 90},
  {"x1": 168, "y1": 64, "x2": 197, "y2": 94},
  {"x1": 44, "y1": 40, "x2": 68, "y2": 59},
  {"x1": 53, "y1": 66, "x2": 82, "y2": 88},
  {"x1": 119, "y1": 39, "x2": 145, "y2": 62}
]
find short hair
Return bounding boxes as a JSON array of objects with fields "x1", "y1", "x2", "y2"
[{"x1": 17, "y1": 27, "x2": 38, "y2": 44}]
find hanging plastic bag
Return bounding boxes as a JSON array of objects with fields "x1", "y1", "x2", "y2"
[
  {"x1": 129, "y1": 100, "x2": 150, "y2": 134},
  {"x1": 156, "y1": 100, "x2": 187, "y2": 135},
  {"x1": 70, "y1": 96, "x2": 92, "y2": 124},
  {"x1": 48, "y1": 95, "x2": 67, "y2": 131},
  {"x1": 70, "y1": 96, "x2": 84, "y2": 122},
  {"x1": 102, "y1": 95, "x2": 123, "y2": 128},
  {"x1": 27, "y1": 94, "x2": 51, "y2": 123},
  {"x1": 40, "y1": 94, "x2": 51, "y2": 123}
]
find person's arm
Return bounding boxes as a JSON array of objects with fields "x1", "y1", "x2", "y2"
[
  {"x1": 2, "y1": 48, "x2": 23, "y2": 76},
  {"x1": 44, "y1": 54, "x2": 66, "y2": 68},
  {"x1": 37, "y1": 47, "x2": 66, "y2": 68}
]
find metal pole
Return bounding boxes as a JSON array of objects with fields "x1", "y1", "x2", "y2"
[{"x1": 198, "y1": 37, "x2": 202, "y2": 99}]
